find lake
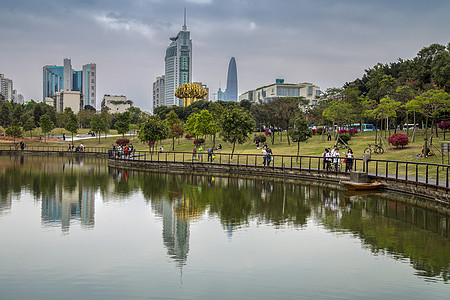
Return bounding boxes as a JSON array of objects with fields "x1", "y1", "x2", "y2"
[{"x1": 0, "y1": 155, "x2": 448, "y2": 300}]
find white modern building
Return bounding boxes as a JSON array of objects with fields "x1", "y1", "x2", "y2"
[
  {"x1": 153, "y1": 75, "x2": 165, "y2": 110},
  {"x1": 101, "y1": 95, "x2": 132, "y2": 113},
  {"x1": 0, "y1": 74, "x2": 13, "y2": 102},
  {"x1": 164, "y1": 11, "x2": 192, "y2": 107},
  {"x1": 52, "y1": 90, "x2": 83, "y2": 114},
  {"x1": 239, "y1": 80, "x2": 322, "y2": 106}
]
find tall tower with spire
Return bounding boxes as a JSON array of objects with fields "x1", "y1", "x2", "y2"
[
  {"x1": 224, "y1": 57, "x2": 238, "y2": 102},
  {"x1": 164, "y1": 9, "x2": 193, "y2": 107}
]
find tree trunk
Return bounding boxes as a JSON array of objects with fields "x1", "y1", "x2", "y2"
[
  {"x1": 296, "y1": 141, "x2": 300, "y2": 162},
  {"x1": 172, "y1": 137, "x2": 175, "y2": 151},
  {"x1": 287, "y1": 127, "x2": 291, "y2": 145},
  {"x1": 231, "y1": 141, "x2": 236, "y2": 159},
  {"x1": 424, "y1": 115, "x2": 429, "y2": 158},
  {"x1": 412, "y1": 112, "x2": 416, "y2": 142}
]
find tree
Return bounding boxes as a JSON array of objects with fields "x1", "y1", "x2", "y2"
[
  {"x1": 220, "y1": 107, "x2": 255, "y2": 158},
  {"x1": 374, "y1": 96, "x2": 401, "y2": 139},
  {"x1": 196, "y1": 110, "x2": 216, "y2": 139},
  {"x1": 184, "y1": 113, "x2": 200, "y2": 139},
  {"x1": 100, "y1": 111, "x2": 111, "y2": 139},
  {"x1": 114, "y1": 111, "x2": 131, "y2": 138},
  {"x1": 289, "y1": 116, "x2": 312, "y2": 159},
  {"x1": 0, "y1": 101, "x2": 12, "y2": 128},
  {"x1": 5, "y1": 122, "x2": 22, "y2": 144},
  {"x1": 165, "y1": 110, "x2": 182, "y2": 150},
  {"x1": 209, "y1": 102, "x2": 225, "y2": 147},
  {"x1": 64, "y1": 108, "x2": 79, "y2": 144},
  {"x1": 406, "y1": 87, "x2": 450, "y2": 155},
  {"x1": 23, "y1": 116, "x2": 36, "y2": 139},
  {"x1": 91, "y1": 114, "x2": 104, "y2": 144},
  {"x1": 78, "y1": 109, "x2": 95, "y2": 129},
  {"x1": 39, "y1": 114, "x2": 54, "y2": 143},
  {"x1": 138, "y1": 116, "x2": 168, "y2": 152},
  {"x1": 268, "y1": 97, "x2": 302, "y2": 144}
]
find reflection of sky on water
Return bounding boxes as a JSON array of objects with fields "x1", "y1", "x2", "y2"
[{"x1": 0, "y1": 155, "x2": 449, "y2": 289}]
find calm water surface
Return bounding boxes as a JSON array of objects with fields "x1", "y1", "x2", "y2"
[{"x1": 0, "y1": 155, "x2": 448, "y2": 300}]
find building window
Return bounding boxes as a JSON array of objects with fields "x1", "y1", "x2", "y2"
[
  {"x1": 308, "y1": 86, "x2": 313, "y2": 96},
  {"x1": 312, "y1": 100, "x2": 317, "y2": 105},
  {"x1": 316, "y1": 90, "x2": 320, "y2": 97}
]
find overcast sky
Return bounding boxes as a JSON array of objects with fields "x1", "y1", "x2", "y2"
[{"x1": 1, "y1": 0, "x2": 449, "y2": 112}]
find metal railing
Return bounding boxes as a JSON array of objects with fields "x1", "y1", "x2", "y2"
[
  {"x1": 0, "y1": 144, "x2": 110, "y2": 154},
  {"x1": 107, "y1": 150, "x2": 449, "y2": 192},
  {"x1": 1, "y1": 144, "x2": 448, "y2": 192}
]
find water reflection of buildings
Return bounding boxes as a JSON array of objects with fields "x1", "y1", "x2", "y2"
[
  {"x1": 41, "y1": 185, "x2": 95, "y2": 232},
  {"x1": 152, "y1": 195, "x2": 202, "y2": 268}
]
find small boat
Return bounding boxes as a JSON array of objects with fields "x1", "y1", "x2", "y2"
[{"x1": 341, "y1": 181, "x2": 384, "y2": 191}]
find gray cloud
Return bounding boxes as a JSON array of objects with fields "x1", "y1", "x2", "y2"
[{"x1": 1, "y1": 0, "x2": 449, "y2": 111}]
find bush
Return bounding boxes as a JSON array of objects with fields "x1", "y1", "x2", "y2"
[
  {"x1": 338, "y1": 129, "x2": 349, "y2": 135},
  {"x1": 116, "y1": 138, "x2": 129, "y2": 146},
  {"x1": 315, "y1": 127, "x2": 324, "y2": 135},
  {"x1": 339, "y1": 133, "x2": 351, "y2": 144},
  {"x1": 438, "y1": 121, "x2": 450, "y2": 130},
  {"x1": 185, "y1": 133, "x2": 191, "y2": 139},
  {"x1": 193, "y1": 138, "x2": 205, "y2": 146},
  {"x1": 254, "y1": 135, "x2": 266, "y2": 143},
  {"x1": 349, "y1": 128, "x2": 358, "y2": 136},
  {"x1": 388, "y1": 133, "x2": 409, "y2": 148}
]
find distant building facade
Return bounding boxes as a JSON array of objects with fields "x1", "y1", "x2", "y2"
[
  {"x1": 49, "y1": 90, "x2": 83, "y2": 114},
  {"x1": 0, "y1": 74, "x2": 13, "y2": 102},
  {"x1": 101, "y1": 95, "x2": 132, "y2": 113},
  {"x1": 12, "y1": 89, "x2": 24, "y2": 104},
  {"x1": 239, "y1": 80, "x2": 322, "y2": 106},
  {"x1": 43, "y1": 58, "x2": 96, "y2": 108},
  {"x1": 153, "y1": 75, "x2": 165, "y2": 110},
  {"x1": 164, "y1": 12, "x2": 192, "y2": 107}
]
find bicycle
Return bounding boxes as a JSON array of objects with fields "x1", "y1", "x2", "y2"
[{"x1": 364, "y1": 144, "x2": 384, "y2": 154}]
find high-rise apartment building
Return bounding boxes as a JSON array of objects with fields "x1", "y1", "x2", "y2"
[
  {"x1": 164, "y1": 10, "x2": 192, "y2": 107},
  {"x1": 153, "y1": 75, "x2": 165, "y2": 110},
  {"x1": 43, "y1": 59, "x2": 97, "y2": 108},
  {"x1": 0, "y1": 74, "x2": 13, "y2": 102},
  {"x1": 82, "y1": 63, "x2": 96, "y2": 108}
]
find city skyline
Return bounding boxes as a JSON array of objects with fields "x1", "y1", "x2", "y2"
[{"x1": 1, "y1": 0, "x2": 449, "y2": 112}]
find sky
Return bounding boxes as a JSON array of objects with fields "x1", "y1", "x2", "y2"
[{"x1": 1, "y1": 0, "x2": 449, "y2": 112}]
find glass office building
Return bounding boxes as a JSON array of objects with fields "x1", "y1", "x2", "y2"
[
  {"x1": 43, "y1": 59, "x2": 96, "y2": 108},
  {"x1": 164, "y1": 16, "x2": 192, "y2": 107}
]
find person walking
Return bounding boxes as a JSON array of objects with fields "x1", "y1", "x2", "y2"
[
  {"x1": 266, "y1": 145, "x2": 273, "y2": 166},
  {"x1": 207, "y1": 147, "x2": 214, "y2": 162},
  {"x1": 262, "y1": 146, "x2": 268, "y2": 166},
  {"x1": 327, "y1": 130, "x2": 331, "y2": 141}
]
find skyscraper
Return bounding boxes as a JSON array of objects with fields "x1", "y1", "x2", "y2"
[
  {"x1": 43, "y1": 59, "x2": 96, "y2": 108},
  {"x1": 82, "y1": 63, "x2": 96, "y2": 108},
  {"x1": 164, "y1": 9, "x2": 192, "y2": 107},
  {"x1": 224, "y1": 57, "x2": 238, "y2": 102},
  {"x1": 0, "y1": 74, "x2": 13, "y2": 102}
]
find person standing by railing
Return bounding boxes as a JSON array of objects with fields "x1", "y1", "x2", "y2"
[
  {"x1": 198, "y1": 145, "x2": 203, "y2": 162},
  {"x1": 262, "y1": 146, "x2": 268, "y2": 166},
  {"x1": 345, "y1": 149, "x2": 354, "y2": 173}
]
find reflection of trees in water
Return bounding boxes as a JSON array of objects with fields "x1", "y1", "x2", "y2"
[
  {"x1": 0, "y1": 156, "x2": 109, "y2": 231},
  {"x1": 315, "y1": 189, "x2": 449, "y2": 282},
  {"x1": 2, "y1": 156, "x2": 448, "y2": 282}
]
